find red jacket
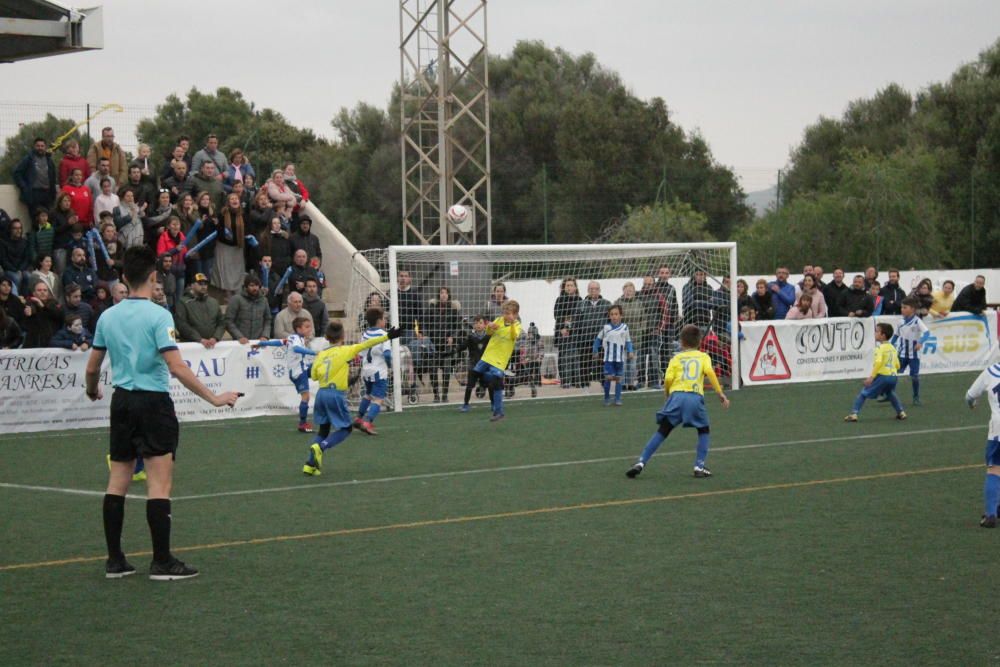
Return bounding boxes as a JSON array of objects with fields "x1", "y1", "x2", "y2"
[
  {"x1": 156, "y1": 231, "x2": 187, "y2": 264},
  {"x1": 63, "y1": 183, "x2": 93, "y2": 227},
  {"x1": 59, "y1": 155, "x2": 90, "y2": 186}
]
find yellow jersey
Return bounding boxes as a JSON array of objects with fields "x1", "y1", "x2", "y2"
[
  {"x1": 664, "y1": 349, "x2": 721, "y2": 396},
  {"x1": 480, "y1": 317, "x2": 522, "y2": 371},
  {"x1": 311, "y1": 335, "x2": 389, "y2": 390},
  {"x1": 871, "y1": 341, "x2": 900, "y2": 377}
]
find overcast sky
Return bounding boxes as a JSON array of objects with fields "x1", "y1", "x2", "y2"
[{"x1": 5, "y1": 0, "x2": 1000, "y2": 192}]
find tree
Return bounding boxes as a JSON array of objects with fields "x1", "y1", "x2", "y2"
[
  {"x1": 0, "y1": 114, "x2": 91, "y2": 185},
  {"x1": 600, "y1": 200, "x2": 714, "y2": 243}
]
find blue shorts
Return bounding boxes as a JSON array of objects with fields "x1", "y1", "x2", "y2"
[
  {"x1": 898, "y1": 357, "x2": 920, "y2": 377},
  {"x1": 603, "y1": 361, "x2": 624, "y2": 377},
  {"x1": 859, "y1": 374, "x2": 898, "y2": 399},
  {"x1": 364, "y1": 376, "x2": 388, "y2": 400},
  {"x1": 291, "y1": 373, "x2": 310, "y2": 394},
  {"x1": 656, "y1": 392, "x2": 709, "y2": 429},
  {"x1": 313, "y1": 388, "x2": 352, "y2": 429},
  {"x1": 473, "y1": 360, "x2": 505, "y2": 383},
  {"x1": 986, "y1": 438, "x2": 1000, "y2": 467}
]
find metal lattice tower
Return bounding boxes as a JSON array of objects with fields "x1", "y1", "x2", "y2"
[{"x1": 399, "y1": 0, "x2": 491, "y2": 245}]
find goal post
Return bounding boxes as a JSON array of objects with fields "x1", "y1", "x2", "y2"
[{"x1": 361, "y1": 243, "x2": 739, "y2": 412}]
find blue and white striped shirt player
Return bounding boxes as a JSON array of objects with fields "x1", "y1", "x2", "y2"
[
  {"x1": 594, "y1": 322, "x2": 634, "y2": 362},
  {"x1": 966, "y1": 362, "x2": 1000, "y2": 440},
  {"x1": 892, "y1": 315, "x2": 929, "y2": 360},
  {"x1": 286, "y1": 334, "x2": 314, "y2": 380},
  {"x1": 361, "y1": 327, "x2": 391, "y2": 381}
]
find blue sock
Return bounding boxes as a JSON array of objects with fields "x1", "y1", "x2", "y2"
[
  {"x1": 320, "y1": 428, "x2": 351, "y2": 452},
  {"x1": 912, "y1": 377, "x2": 920, "y2": 400},
  {"x1": 133, "y1": 458, "x2": 144, "y2": 474},
  {"x1": 298, "y1": 401, "x2": 309, "y2": 423},
  {"x1": 358, "y1": 397, "x2": 371, "y2": 419},
  {"x1": 887, "y1": 390, "x2": 904, "y2": 414},
  {"x1": 614, "y1": 382, "x2": 622, "y2": 402},
  {"x1": 639, "y1": 432, "x2": 666, "y2": 464},
  {"x1": 851, "y1": 392, "x2": 866, "y2": 414},
  {"x1": 695, "y1": 432, "x2": 710, "y2": 468},
  {"x1": 603, "y1": 380, "x2": 610, "y2": 400},
  {"x1": 366, "y1": 402, "x2": 381, "y2": 423},
  {"x1": 491, "y1": 382, "x2": 504, "y2": 415},
  {"x1": 984, "y1": 474, "x2": 1000, "y2": 517}
]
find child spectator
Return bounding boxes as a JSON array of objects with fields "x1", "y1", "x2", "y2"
[
  {"x1": 448, "y1": 315, "x2": 492, "y2": 412},
  {"x1": 50, "y1": 313, "x2": 93, "y2": 351},
  {"x1": 30, "y1": 207, "x2": 55, "y2": 261}
]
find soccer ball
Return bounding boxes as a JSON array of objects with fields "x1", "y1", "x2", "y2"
[{"x1": 447, "y1": 204, "x2": 469, "y2": 224}]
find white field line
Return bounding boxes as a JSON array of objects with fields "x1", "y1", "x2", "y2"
[{"x1": 0, "y1": 425, "x2": 981, "y2": 503}]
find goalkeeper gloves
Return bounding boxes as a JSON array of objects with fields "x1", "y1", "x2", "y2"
[{"x1": 387, "y1": 326, "x2": 403, "y2": 340}]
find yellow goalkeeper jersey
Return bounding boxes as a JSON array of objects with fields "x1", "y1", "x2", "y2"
[
  {"x1": 480, "y1": 317, "x2": 522, "y2": 371},
  {"x1": 311, "y1": 335, "x2": 389, "y2": 390},
  {"x1": 664, "y1": 349, "x2": 721, "y2": 396}
]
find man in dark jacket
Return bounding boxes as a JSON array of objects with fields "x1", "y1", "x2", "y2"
[
  {"x1": 879, "y1": 269, "x2": 906, "y2": 315},
  {"x1": 289, "y1": 216, "x2": 322, "y2": 261},
  {"x1": 288, "y1": 249, "x2": 320, "y2": 294},
  {"x1": 953, "y1": 275, "x2": 987, "y2": 315},
  {"x1": 225, "y1": 275, "x2": 272, "y2": 343},
  {"x1": 62, "y1": 247, "x2": 99, "y2": 301},
  {"x1": 12, "y1": 138, "x2": 57, "y2": 211},
  {"x1": 842, "y1": 275, "x2": 875, "y2": 318},
  {"x1": 577, "y1": 281, "x2": 611, "y2": 386},
  {"x1": 301, "y1": 278, "x2": 329, "y2": 334},
  {"x1": 823, "y1": 268, "x2": 849, "y2": 317},
  {"x1": 119, "y1": 165, "x2": 157, "y2": 211},
  {"x1": 1, "y1": 218, "x2": 33, "y2": 295},
  {"x1": 174, "y1": 273, "x2": 225, "y2": 346},
  {"x1": 682, "y1": 269, "x2": 716, "y2": 330}
]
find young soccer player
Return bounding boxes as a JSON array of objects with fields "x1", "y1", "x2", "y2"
[
  {"x1": 593, "y1": 304, "x2": 634, "y2": 406},
  {"x1": 354, "y1": 306, "x2": 392, "y2": 435},
  {"x1": 253, "y1": 317, "x2": 318, "y2": 432},
  {"x1": 844, "y1": 322, "x2": 907, "y2": 422},
  {"x1": 966, "y1": 360, "x2": 1000, "y2": 527},
  {"x1": 891, "y1": 296, "x2": 929, "y2": 405},
  {"x1": 446, "y1": 315, "x2": 492, "y2": 412},
  {"x1": 476, "y1": 300, "x2": 522, "y2": 422},
  {"x1": 626, "y1": 324, "x2": 729, "y2": 478},
  {"x1": 303, "y1": 322, "x2": 400, "y2": 476}
]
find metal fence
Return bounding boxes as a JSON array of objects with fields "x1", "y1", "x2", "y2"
[{"x1": 0, "y1": 101, "x2": 158, "y2": 158}]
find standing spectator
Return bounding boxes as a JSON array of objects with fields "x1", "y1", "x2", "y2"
[
  {"x1": 162, "y1": 159, "x2": 192, "y2": 203},
  {"x1": 879, "y1": 269, "x2": 906, "y2": 315},
  {"x1": 289, "y1": 215, "x2": 322, "y2": 261},
  {"x1": 225, "y1": 275, "x2": 271, "y2": 343},
  {"x1": 0, "y1": 303, "x2": 22, "y2": 349},
  {"x1": 273, "y1": 292, "x2": 313, "y2": 339},
  {"x1": 156, "y1": 216, "x2": 187, "y2": 299},
  {"x1": 751, "y1": 278, "x2": 775, "y2": 320},
  {"x1": 93, "y1": 178, "x2": 120, "y2": 221},
  {"x1": 396, "y1": 269, "x2": 424, "y2": 333},
  {"x1": 191, "y1": 134, "x2": 227, "y2": 181},
  {"x1": 909, "y1": 278, "x2": 935, "y2": 317},
  {"x1": 174, "y1": 274, "x2": 225, "y2": 347},
  {"x1": 648, "y1": 266, "x2": 680, "y2": 384},
  {"x1": 191, "y1": 162, "x2": 224, "y2": 210},
  {"x1": 863, "y1": 266, "x2": 879, "y2": 290},
  {"x1": 94, "y1": 218, "x2": 123, "y2": 289},
  {"x1": 869, "y1": 280, "x2": 884, "y2": 316},
  {"x1": 231, "y1": 179, "x2": 251, "y2": 216},
  {"x1": 823, "y1": 268, "x2": 849, "y2": 317},
  {"x1": 223, "y1": 148, "x2": 256, "y2": 193},
  {"x1": 243, "y1": 173, "x2": 259, "y2": 202},
  {"x1": 930, "y1": 280, "x2": 956, "y2": 318},
  {"x1": 0, "y1": 276, "x2": 24, "y2": 325},
  {"x1": 159, "y1": 145, "x2": 187, "y2": 182},
  {"x1": 64, "y1": 282, "x2": 96, "y2": 330},
  {"x1": 283, "y1": 163, "x2": 310, "y2": 206},
  {"x1": 616, "y1": 281, "x2": 649, "y2": 390},
  {"x1": 638, "y1": 277, "x2": 665, "y2": 386},
  {"x1": 29, "y1": 207, "x2": 55, "y2": 261},
  {"x1": 302, "y1": 278, "x2": 329, "y2": 334},
  {"x1": 50, "y1": 192, "x2": 76, "y2": 273},
  {"x1": 554, "y1": 277, "x2": 582, "y2": 389},
  {"x1": 62, "y1": 247, "x2": 99, "y2": 300},
  {"x1": 953, "y1": 275, "x2": 987, "y2": 315},
  {"x1": 21, "y1": 281, "x2": 62, "y2": 348},
  {"x1": 1, "y1": 218, "x2": 32, "y2": 295},
  {"x1": 252, "y1": 255, "x2": 283, "y2": 314},
  {"x1": 129, "y1": 143, "x2": 157, "y2": 187},
  {"x1": 58, "y1": 139, "x2": 89, "y2": 186},
  {"x1": 485, "y1": 282, "x2": 508, "y2": 320},
  {"x1": 12, "y1": 137, "x2": 57, "y2": 212},
  {"x1": 735, "y1": 279, "x2": 753, "y2": 314},
  {"x1": 87, "y1": 127, "x2": 128, "y2": 185},
  {"x1": 63, "y1": 168, "x2": 93, "y2": 230},
  {"x1": 171, "y1": 192, "x2": 198, "y2": 232},
  {"x1": 812, "y1": 266, "x2": 826, "y2": 288},
  {"x1": 248, "y1": 189, "x2": 275, "y2": 237},
  {"x1": 84, "y1": 157, "x2": 116, "y2": 205},
  {"x1": 682, "y1": 269, "x2": 715, "y2": 330},
  {"x1": 119, "y1": 165, "x2": 157, "y2": 212},
  {"x1": 187, "y1": 191, "x2": 219, "y2": 283},
  {"x1": 798, "y1": 274, "x2": 827, "y2": 318},
  {"x1": 425, "y1": 286, "x2": 462, "y2": 402},
  {"x1": 258, "y1": 216, "x2": 292, "y2": 277},
  {"x1": 786, "y1": 293, "x2": 818, "y2": 320},
  {"x1": 289, "y1": 249, "x2": 319, "y2": 294},
  {"x1": 212, "y1": 193, "x2": 248, "y2": 298},
  {"x1": 797, "y1": 265, "x2": 814, "y2": 290},
  {"x1": 145, "y1": 189, "x2": 173, "y2": 247},
  {"x1": 842, "y1": 275, "x2": 875, "y2": 318},
  {"x1": 265, "y1": 169, "x2": 298, "y2": 211},
  {"x1": 768, "y1": 267, "x2": 796, "y2": 320},
  {"x1": 576, "y1": 281, "x2": 611, "y2": 387},
  {"x1": 114, "y1": 189, "x2": 146, "y2": 251},
  {"x1": 50, "y1": 313, "x2": 93, "y2": 351},
  {"x1": 29, "y1": 254, "x2": 61, "y2": 303},
  {"x1": 156, "y1": 254, "x2": 178, "y2": 312}
]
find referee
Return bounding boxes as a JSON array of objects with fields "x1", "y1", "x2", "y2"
[{"x1": 85, "y1": 246, "x2": 240, "y2": 580}]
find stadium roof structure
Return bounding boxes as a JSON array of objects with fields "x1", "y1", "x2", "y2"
[{"x1": 0, "y1": 0, "x2": 103, "y2": 64}]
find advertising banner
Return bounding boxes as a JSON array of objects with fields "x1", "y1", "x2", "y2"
[
  {"x1": 0, "y1": 342, "x2": 302, "y2": 434},
  {"x1": 876, "y1": 312, "x2": 996, "y2": 374}
]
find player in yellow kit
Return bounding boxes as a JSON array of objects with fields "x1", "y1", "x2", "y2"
[
  {"x1": 626, "y1": 324, "x2": 730, "y2": 479},
  {"x1": 302, "y1": 321, "x2": 401, "y2": 476},
  {"x1": 844, "y1": 322, "x2": 907, "y2": 422},
  {"x1": 474, "y1": 300, "x2": 522, "y2": 422}
]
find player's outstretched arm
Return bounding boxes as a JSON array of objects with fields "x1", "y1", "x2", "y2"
[{"x1": 163, "y1": 349, "x2": 240, "y2": 407}]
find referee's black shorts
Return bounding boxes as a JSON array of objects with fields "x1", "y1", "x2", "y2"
[{"x1": 109, "y1": 388, "x2": 179, "y2": 461}]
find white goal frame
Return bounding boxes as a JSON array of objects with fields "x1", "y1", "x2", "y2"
[{"x1": 387, "y1": 243, "x2": 739, "y2": 412}]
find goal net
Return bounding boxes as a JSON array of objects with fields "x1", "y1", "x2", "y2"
[{"x1": 347, "y1": 243, "x2": 738, "y2": 412}]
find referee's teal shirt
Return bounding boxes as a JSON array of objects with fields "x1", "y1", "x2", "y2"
[{"x1": 93, "y1": 298, "x2": 179, "y2": 392}]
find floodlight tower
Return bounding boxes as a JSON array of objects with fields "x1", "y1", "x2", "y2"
[{"x1": 399, "y1": 0, "x2": 491, "y2": 245}]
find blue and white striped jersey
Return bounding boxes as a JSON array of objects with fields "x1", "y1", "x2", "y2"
[
  {"x1": 594, "y1": 323, "x2": 633, "y2": 363},
  {"x1": 361, "y1": 327, "x2": 391, "y2": 381},
  {"x1": 287, "y1": 334, "x2": 313, "y2": 380},
  {"x1": 892, "y1": 315, "x2": 929, "y2": 359},
  {"x1": 967, "y1": 363, "x2": 1000, "y2": 439}
]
